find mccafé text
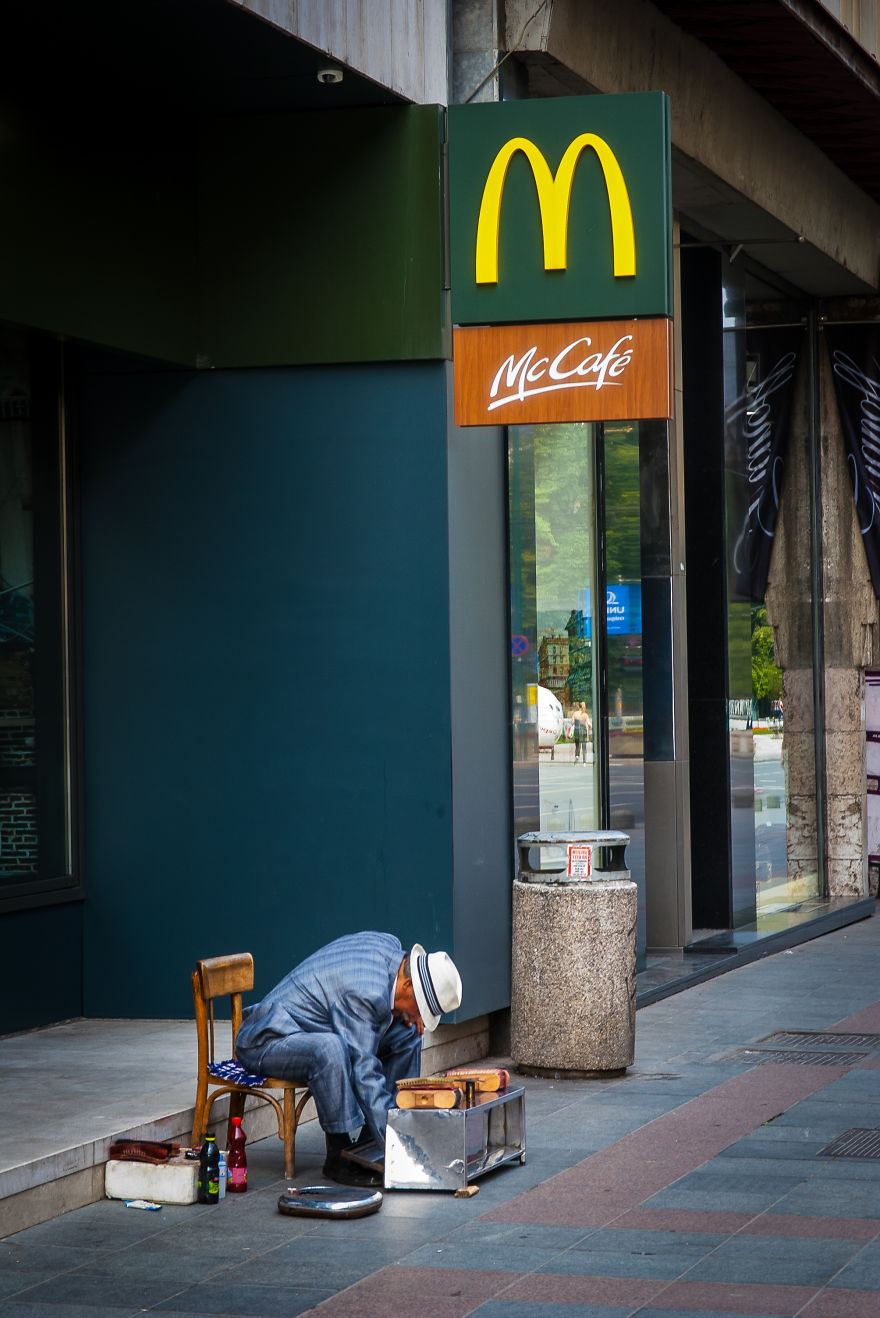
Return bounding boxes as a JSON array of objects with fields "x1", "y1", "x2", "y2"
[{"x1": 489, "y1": 334, "x2": 634, "y2": 411}]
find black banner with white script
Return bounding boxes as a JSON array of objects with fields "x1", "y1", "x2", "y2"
[
  {"x1": 826, "y1": 323, "x2": 880, "y2": 599},
  {"x1": 728, "y1": 326, "x2": 802, "y2": 602}
]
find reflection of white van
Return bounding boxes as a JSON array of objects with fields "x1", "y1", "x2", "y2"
[{"x1": 537, "y1": 685, "x2": 564, "y2": 748}]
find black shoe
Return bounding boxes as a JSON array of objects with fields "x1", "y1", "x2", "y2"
[{"x1": 322, "y1": 1155, "x2": 383, "y2": 1188}]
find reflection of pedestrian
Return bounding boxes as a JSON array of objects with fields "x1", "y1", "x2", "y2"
[{"x1": 573, "y1": 716, "x2": 584, "y2": 762}]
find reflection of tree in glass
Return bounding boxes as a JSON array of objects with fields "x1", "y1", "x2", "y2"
[
  {"x1": 533, "y1": 423, "x2": 594, "y2": 620},
  {"x1": 751, "y1": 603, "x2": 782, "y2": 715},
  {"x1": 604, "y1": 425, "x2": 640, "y2": 584},
  {"x1": 533, "y1": 424, "x2": 594, "y2": 714}
]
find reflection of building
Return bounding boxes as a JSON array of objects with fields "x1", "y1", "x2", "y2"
[
  {"x1": 566, "y1": 611, "x2": 591, "y2": 707},
  {"x1": 537, "y1": 634, "x2": 569, "y2": 699}
]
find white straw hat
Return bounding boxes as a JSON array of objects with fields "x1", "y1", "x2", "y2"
[{"x1": 409, "y1": 943, "x2": 462, "y2": 1032}]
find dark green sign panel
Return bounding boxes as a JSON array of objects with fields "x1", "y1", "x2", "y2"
[{"x1": 449, "y1": 93, "x2": 672, "y2": 326}]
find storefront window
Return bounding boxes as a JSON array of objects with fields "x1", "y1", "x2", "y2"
[
  {"x1": 508, "y1": 423, "x2": 600, "y2": 857},
  {"x1": 727, "y1": 295, "x2": 820, "y2": 924},
  {"x1": 0, "y1": 328, "x2": 76, "y2": 907}
]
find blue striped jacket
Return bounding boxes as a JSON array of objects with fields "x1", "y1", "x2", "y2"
[{"x1": 236, "y1": 931, "x2": 406, "y2": 1138}]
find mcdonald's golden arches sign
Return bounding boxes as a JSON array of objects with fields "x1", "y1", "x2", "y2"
[{"x1": 449, "y1": 92, "x2": 672, "y2": 326}]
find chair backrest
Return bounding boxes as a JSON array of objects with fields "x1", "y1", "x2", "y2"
[{"x1": 192, "y1": 953, "x2": 254, "y2": 1068}]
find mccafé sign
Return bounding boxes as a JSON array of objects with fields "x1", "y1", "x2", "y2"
[
  {"x1": 453, "y1": 318, "x2": 673, "y2": 426},
  {"x1": 448, "y1": 93, "x2": 673, "y2": 425}
]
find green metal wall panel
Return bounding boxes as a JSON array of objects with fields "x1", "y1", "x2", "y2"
[
  {"x1": 198, "y1": 106, "x2": 447, "y2": 367},
  {"x1": 0, "y1": 103, "x2": 198, "y2": 364},
  {"x1": 1, "y1": 103, "x2": 445, "y2": 369}
]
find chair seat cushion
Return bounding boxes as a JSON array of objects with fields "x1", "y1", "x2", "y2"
[{"x1": 208, "y1": 1058, "x2": 267, "y2": 1086}]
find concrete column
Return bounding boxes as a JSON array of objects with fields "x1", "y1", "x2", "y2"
[{"x1": 452, "y1": 0, "x2": 503, "y2": 105}]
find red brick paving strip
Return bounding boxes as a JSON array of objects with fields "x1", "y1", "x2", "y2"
[
  {"x1": 503, "y1": 1272, "x2": 668, "y2": 1306},
  {"x1": 613, "y1": 1208, "x2": 880, "y2": 1241},
  {"x1": 647, "y1": 1279, "x2": 821, "y2": 1313},
  {"x1": 614, "y1": 1207, "x2": 757, "y2": 1235},
  {"x1": 831, "y1": 1003, "x2": 880, "y2": 1034},
  {"x1": 311, "y1": 1265, "x2": 522, "y2": 1317},
  {"x1": 802, "y1": 1291, "x2": 880, "y2": 1317},
  {"x1": 481, "y1": 1063, "x2": 846, "y2": 1226},
  {"x1": 506, "y1": 1274, "x2": 830, "y2": 1315},
  {"x1": 740, "y1": 1214, "x2": 880, "y2": 1241}
]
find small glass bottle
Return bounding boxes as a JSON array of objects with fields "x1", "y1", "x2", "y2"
[
  {"x1": 227, "y1": 1116, "x2": 247, "y2": 1193},
  {"x1": 198, "y1": 1134, "x2": 220, "y2": 1204}
]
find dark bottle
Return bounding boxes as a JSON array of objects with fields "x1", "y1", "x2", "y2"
[
  {"x1": 198, "y1": 1134, "x2": 220, "y2": 1204},
  {"x1": 227, "y1": 1116, "x2": 247, "y2": 1193}
]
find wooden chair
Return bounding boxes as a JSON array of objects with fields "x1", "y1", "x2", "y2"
[{"x1": 191, "y1": 953, "x2": 311, "y2": 1180}]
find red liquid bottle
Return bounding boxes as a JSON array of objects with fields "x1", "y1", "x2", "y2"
[{"x1": 227, "y1": 1116, "x2": 247, "y2": 1193}]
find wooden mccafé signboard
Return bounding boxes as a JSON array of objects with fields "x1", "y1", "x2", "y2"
[
  {"x1": 448, "y1": 93, "x2": 673, "y2": 426},
  {"x1": 453, "y1": 318, "x2": 673, "y2": 425}
]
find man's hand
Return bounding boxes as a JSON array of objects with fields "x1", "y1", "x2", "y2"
[{"x1": 393, "y1": 1003, "x2": 424, "y2": 1035}]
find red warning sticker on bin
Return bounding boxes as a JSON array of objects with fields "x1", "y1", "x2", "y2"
[{"x1": 567, "y1": 845, "x2": 592, "y2": 878}]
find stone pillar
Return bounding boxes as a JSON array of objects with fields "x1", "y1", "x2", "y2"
[
  {"x1": 824, "y1": 668, "x2": 867, "y2": 897},
  {"x1": 777, "y1": 667, "x2": 820, "y2": 900}
]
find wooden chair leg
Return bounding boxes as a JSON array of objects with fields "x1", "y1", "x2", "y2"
[
  {"x1": 282, "y1": 1088, "x2": 296, "y2": 1181},
  {"x1": 191, "y1": 1075, "x2": 209, "y2": 1148}
]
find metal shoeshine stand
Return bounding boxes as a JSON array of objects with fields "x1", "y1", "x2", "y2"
[{"x1": 384, "y1": 1087, "x2": 526, "y2": 1192}]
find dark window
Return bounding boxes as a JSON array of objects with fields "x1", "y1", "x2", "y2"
[{"x1": 0, "y1": 328, "x2": 79, "y2": 909}]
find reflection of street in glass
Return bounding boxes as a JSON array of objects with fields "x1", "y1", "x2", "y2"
[
  {"x1": 536, "y1": 751, "x2": 646, "y2": 884},
  {"x1": 538, "y1": 751, "x2": 597, "y2": 840},
  {"x1": 752, "y1": 732, "x2": 816, "y2": 913}
]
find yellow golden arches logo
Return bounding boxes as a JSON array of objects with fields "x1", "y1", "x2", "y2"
[{"x1": 475, "y1": 134, "x2": 636, "y2": 284}]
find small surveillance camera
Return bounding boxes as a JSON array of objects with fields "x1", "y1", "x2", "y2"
[{"x1": 317, "y1": 68, "x2": 343, "y2": 85}]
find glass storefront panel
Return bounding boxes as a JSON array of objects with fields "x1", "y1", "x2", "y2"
[
  {"x1": 729, "y1": 298, "x2": 820, "y2": 924},
  {"x1": 509, "y1": 423, "x2": 600, "y2": 866},
  {"x1": 0, "y1": 327, "x2": 74, "y2": 904},
  {"x1": 723, "y1": 273, "x2": 760, "y2": 927},
  {"x1": 508, "y1": 421, "x2": 645, "y2": 916},
  {"x1": 742, "y1": 327, "x2": 820, "y2": 918}
]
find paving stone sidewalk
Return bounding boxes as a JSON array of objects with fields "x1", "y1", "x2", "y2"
[{"x1": 2, "y1": 912, "x2": 880, "y2": 1318}]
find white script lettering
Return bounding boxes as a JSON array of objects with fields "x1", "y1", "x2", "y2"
[
  {"x1": 488, "y1": 335, "x2": 634, "y2": 410},
  {"x1": 729, "y1": 351, "x2": 796, "y2": 575},
  {"x1": 832, "y1": 350, "x2": 880, "y2": 536}
]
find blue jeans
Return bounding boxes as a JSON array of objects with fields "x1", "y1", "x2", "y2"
[{"x1": 238, "y1": 1018, "x2": 421, "y2": 1142}]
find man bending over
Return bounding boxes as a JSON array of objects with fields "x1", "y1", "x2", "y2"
[{"x1": 234, "y1": 931, "x2": 462, "y2": 1186}]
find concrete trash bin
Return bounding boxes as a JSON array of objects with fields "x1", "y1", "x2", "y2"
[{"x1": 511, "y1": 830, "x2": 636, "y2": 1078}]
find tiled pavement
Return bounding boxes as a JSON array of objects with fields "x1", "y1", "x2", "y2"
[{"x1": 3, "y1": 912, "x2": 880, "y2": 1317}]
